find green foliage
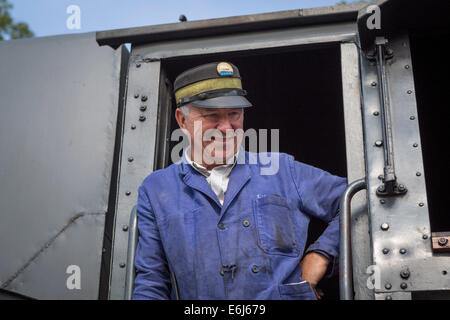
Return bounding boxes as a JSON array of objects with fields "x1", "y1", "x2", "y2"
[{"x1": 0, "y1": 0, "x2": 34, "y2": 40}]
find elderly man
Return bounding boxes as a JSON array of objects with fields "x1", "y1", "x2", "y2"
[{"x1": 133, "y1": 62, "x2": 347, "y2": 300}]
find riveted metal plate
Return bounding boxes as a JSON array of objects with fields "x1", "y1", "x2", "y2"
[
  {"x1": 360, "y1": 33, "x2": 450, "y2": 294},
  {"x1": 108, "y1": 47, "x2": 161, "y2": 299}
]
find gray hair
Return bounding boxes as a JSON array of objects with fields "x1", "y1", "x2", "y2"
[{"x1": 178, "y1": 105, "x2": 191, "y2": 117}]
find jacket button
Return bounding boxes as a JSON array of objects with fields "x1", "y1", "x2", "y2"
[
  {"x1": 218, "y1": 223, "x2": 225, "y2": 230},
  {"x1": 251, "y1": 265, "x2": 259, "y2": 273},
  {"x1": 242, "y1": 219, "x2": 250, "y2": 227}
]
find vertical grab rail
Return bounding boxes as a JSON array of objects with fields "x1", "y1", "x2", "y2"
[
  {"x1": 339, "y1": 178, "x2": 366, "y2": 300},
  {"x1": 124, "y1": 206, "x2": 138, "y2": 300}
]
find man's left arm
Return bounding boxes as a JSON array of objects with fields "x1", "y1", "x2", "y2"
[{"x1": 289, "y1": 156, "x2": 347, "y2": 288}]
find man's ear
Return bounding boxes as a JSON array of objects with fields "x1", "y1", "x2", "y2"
[{"x1": 175, "y1": 108, "x2": 187, "y2": 129}]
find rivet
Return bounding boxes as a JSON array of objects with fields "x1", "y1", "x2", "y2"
[
  {"x1": 136, "y1": 63, "x2": 141, "y2": 68},
  {"x1": 242, "y1": 220, "x2": 250, "y2": 227},
  {"x1": 419, "y1": 202, "x2": 424, "y2": 207},
  {"x1": 382, "y1": 248, "x2": 390, "y2": 254},
  {"x1": 385, "y1": 283, "x2": 392, "y2": 290},
  {"x1": 416, "y1": 172, "x2": 421, "y2": 176},
  {"x1": 413, "y1": 143, "x2": 418, "y2": 148},
  {"x1": 380, "y1": 199, "x2": 386, "y2": 205},
  {"x1": 122, "y1": 225, "x2": 129, "y2": 232},
  {"x1": 134, "y1": 93, "x2": 139, "y2": 99},
  {"x1": 400, "y1": 269, "x2": 410, "y2": 279},
  {"x1": 407, "y1": 90, "x2": 412, "y2": 94},
  {"x1": 251, "y1": 265, "x2": 259, "y2": 273},
  {"x1": 405, "y1": 65, "x2": 410, "y2": 69},
  {"x1": 400, "y1": 248, "x2": 407, "y2": 254},
  {"x1": 410, "y1": 116, "x2": 415, "y2": 120},
  {"x1": 131, "y1": 124, "x2": 136, "y2": 130},
  {"x1": 375, "y1": 140, "x2": 383, "y2": 147},
  {"x1": 373, "y1": 111, "x2": 380, "y2": 116},
  {"x1": 438, "y1": 237, "x2": 448, "y2": 246},
  {"x1": 400, "y1": 283, "x2": 408, "y2": 290},
  {"x1": 381, "y1": 223, "x2": 389, "y2": 231},
  {"x1": 443, "y1": 270, "x2": 448, "y2": 275},
  {"x1": 140, "y1": 105, "x2": 147, "y2": 112},
  {"x1": 125, "y1": 191, "x2": 131, "y2": 196},
  {"x1": 119, "y1": 263, "x2": 126, "y2": 268},
  {"x1": 422, "y1": 234, "x2": 428, "y2": 240},
  {"x1": 371, "y1": 82, "x2": 377, "y2": 87},
  {"x1": 141, "y1": 95, "x2": 148, "y2": 102},
  {"x1": 128, "y1": 156, "x2": 134, "y2": 162},
  {"x1": 398, "y1": 184, "x2": 406, "y2": 192},
  {"x1": 139, "y1": 115, "x2": 146, "y2": 122},
  {"x1": 385, "y1": 295, "x2": 392, "y2": 300}
]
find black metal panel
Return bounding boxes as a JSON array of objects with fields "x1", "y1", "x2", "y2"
[
  {"x1": 357, "y1": 0, "x2": 450, "y2": 51},
  {"x1": 0, "y1": 33, "x2": 127, "y2": 299}
]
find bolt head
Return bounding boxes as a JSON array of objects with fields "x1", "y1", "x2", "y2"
[
  {"x1": 125, "y1": 191, "x2": 131, "y2": 196},
  {"x1": 134, "y1": 93, "x2": 139, "y2": 99},
  {"x1": 407, "y1": 90, "x2": 412, "y2": 94},
  {"x1": 119, "y1": 263, "x2": 126, "y2": 268},
  {"x1": 371, "y1": 82, "x2": 377, "y2": 87},
  {"x1": 400, "y1": 248, "x2": 407, "y2": 254},
  {"x1": 405, "y1": 65, "x2": 410, "y2": 69},
  {"x1": 131, "y1": 124, "x2": 136, "y2": 130},
  {"x1": 438, "y1": 237, "x2": 449, "y2": 246},
  {"x1": 416, "y1": 172, "x2": 421, "y2": 176},
  {"x1": 122, "y1": 225, "x2": 129, "y2": 232},
  {"x1": 422, "y1": 234, "x2": 428, "y2": 240},
  {"x1": 400, "y1": 283, "x2": 408, "y2": 290},
  {"x1": 400, "y1": 270, "x2": 410, "y2": 279},
  {"x1": 381, "y1": 223, "x2": 389, "y2": 231},
  {"x1": 382, "y1": 248, "x2": 390, "y2": 254},
  {"x1": 375, "y1": 140, "x2": 383, "y2": 147},
  {"x1": 128, "y1": 157, "x2": 134, "y2": 162},
  {"x1": 385, "y1": 295, "x2": 392, "y2": 300},
  {"x1": 419, "y1": 202, "x2": 424, "y2": 207},
  {"x1": 410, "y1": 116, "x2": 415, "y2": 120},
  {"x1": 373, "y1": 111, "x2": 380, "y2": 116},
  {"x1": 385, "y1": 283, "x2": 392, "y2": 290},
  {"x1": 139, "y1": 115, "x2": 146, "y2": 122},
  {"x1": 140, "y1": 105, "x2": 147, "y2": 112},
  {"x1": 413, "y1": 143, "x2": 418, "y2": 148},
  {"x1": 141, "y1": 95, "x2": 148, "y2": 102}
]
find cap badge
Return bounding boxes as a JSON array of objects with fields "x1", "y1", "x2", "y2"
[{"x1": 217, "y1": 62, "x2": 234, "y2": 76}]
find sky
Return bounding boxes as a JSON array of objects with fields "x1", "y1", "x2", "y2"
[{"x1": 9, "y1": 0, "x2": 346, "y2": 38}]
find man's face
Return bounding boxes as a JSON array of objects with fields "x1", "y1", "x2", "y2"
[{"x1": 175, "y1": 105, "x2": 244, "y2": 167}]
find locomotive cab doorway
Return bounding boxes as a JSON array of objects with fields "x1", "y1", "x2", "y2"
[{"x1": 158, "y1": 43, "x2": 349, "y2": 299}]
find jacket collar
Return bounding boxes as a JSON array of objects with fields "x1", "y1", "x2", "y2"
[{"x1": 179, "y1": 147, "x2": 251, "y2": 213}]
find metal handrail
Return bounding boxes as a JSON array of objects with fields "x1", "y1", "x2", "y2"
[
  {"x1": 124, "y1": 206, "x2": 138, "y2": 300},
  {"x1": 339, "y1": 178, "x2": 366, "y2": 300}
]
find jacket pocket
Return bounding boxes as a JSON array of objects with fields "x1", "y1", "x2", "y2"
[
  {"x1": 279, "y1": 281, "x2": 317, "y2": 300},
  {"x1": 253, "y1": 194, "x2": 300, "y2": 257}
]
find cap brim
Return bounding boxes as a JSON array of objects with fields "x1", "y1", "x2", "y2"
[{"x1": 190, "y1": 95, "x2": 252, "y2": 108}]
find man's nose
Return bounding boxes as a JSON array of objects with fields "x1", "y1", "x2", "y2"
[{"x1": 216, "y1": 117, "x2": 233, "y2": 132}]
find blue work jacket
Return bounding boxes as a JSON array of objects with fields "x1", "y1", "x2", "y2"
[{"x1": 133, "y1": 151, "x2": 347, "y2": 300}]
